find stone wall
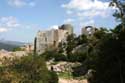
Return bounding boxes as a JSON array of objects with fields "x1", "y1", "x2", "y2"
[{"x1": 35, "y1": 24, "x2": 73, "y2": 54}]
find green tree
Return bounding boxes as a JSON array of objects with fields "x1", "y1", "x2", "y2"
[
  {"x1": 76, "y1": 34, "x2": 88, "y2": 45},
  {"x1": 87, "y1": 25, "x2": 125, "y2": 83},
  {"x1": 110, "y1": 0, "x2": 125, "y2": 29},
  {"x1": 48, "y1": 71, "x2": 58, "y2": 83},
  {"x1": 65, "y1": 34, "x2": 77, "y2": 55}
]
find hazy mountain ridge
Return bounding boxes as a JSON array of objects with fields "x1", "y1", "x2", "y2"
[{"x1": 0, "y1": 40, "x2": 26, "y2": 51}]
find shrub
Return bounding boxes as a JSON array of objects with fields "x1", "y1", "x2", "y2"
[{"x1": 0, "y1": 55, "x2": 58, "y2": 83}]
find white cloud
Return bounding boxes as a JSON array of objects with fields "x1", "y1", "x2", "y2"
[
  {"x1": 0, "y1": 16, "x2": 20, "y2": 32},
  {"x1": 0, "y1": 16, "x2": 20, "y2": 28},
  {"x1": 62, "y1": 0, "x2": 115, "y2": 29},
  {"x1": 0, "y1": 28, "x2": 8, "y2": 32},
  {"x1": 77, "y1": 9, "x2": 111, "y2": 18},
  {"x1": 62, "y1": 0, "x2": 113, "y2": 18},
  {"x1": 64, "y1": 18, "x2": 74, "y2": 23},
  {"x1": 8, "y1": 0, "x2": 36, "y2": 8},
  {"x1": 50, "y1": 25, "x2": 59, "y2": 29},
  {"x1": 0, "y1": 16, "x2": 44, "y2": 33},
  {"x1": 62, "y1": 0, "x2": 109, "y2": 11}
]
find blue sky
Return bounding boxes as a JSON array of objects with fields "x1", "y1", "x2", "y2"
[{"x1": 0, "y1": 0, "x2": 118, "y2": 43}]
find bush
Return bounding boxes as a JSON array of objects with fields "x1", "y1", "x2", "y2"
[
  {"x1": 42, "y1": 50, "x2": 67, "y2": 61},
  {"x1": 54, "y1": 54, "x2": 67, "y2": 61},
  {"x1": 72, "y1": 65, "x2": 87, "y2": 77},
  {"x1": 0, "y1": 55, "x2": 58, "y2": 83},
  {"x1": 67, "y1": 52, "x2": 87, "y2": 62},
  {"x1": 48, "y1": 71, "x2": 58, "y2": 83},
  {"x1": 13, "y1": 47, "x2": 24, "y2": 51},
  {"x1": 42, "y1": 50, "x2": 56, "y2": 61}
]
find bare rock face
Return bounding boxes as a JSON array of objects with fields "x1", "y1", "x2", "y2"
[{"x1": 47, "y1": 61, "x2": 81, "y2": 73}]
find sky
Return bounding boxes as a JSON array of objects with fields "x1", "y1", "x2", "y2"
[{"x1": 0, "y1": 0, "x2": 118, "y2": 43}]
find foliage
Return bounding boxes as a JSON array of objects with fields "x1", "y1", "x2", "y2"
[
  {"x1": 42, "y1": 49, "x2": 87, "y2": 62},
  {"x1": 72, "y1": 65, "x2": 87, "y2": 77},
  {"x1": 76, "y1": 34, "x2": 88, "y2": 45},
  {"x1": 86, "y1": 25, "x2": 125, "y2": 83},
  {"x1": 42, "y1": 50, "x2": 67, "y2": 61},
  {"x1": 54, "y1": 53, "x2": 67, "y2": 61},
  {"x1": 48, "y1": 71, "x2": 58, "y2": 83},
  {"x1": 65, "y1": 34, "x2": 77, "y2": 55},
  {"x1": 58, "y1": 72, "x2": 73, "y2": 79},
  {"x1": 67, "y1": 52, "x2": 87, "y2": 62},
  {"x1": 42, "y1": 50, "x2": 56, "y2": 61},
  {"x1": 0, "y1": 55, "x2": 58, "y2": 83},
  {"x1": 85, "y1": 1, "x2": 125, "y2": 82},
  {"x1": 110, "y1": 0, "x2": 125, "y2": 29},
  {"x1": 13, "y1": 47, "x2": 24, "y2": 52}
]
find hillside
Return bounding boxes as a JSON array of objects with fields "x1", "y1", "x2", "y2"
[{"x1": 0, "y1": 40, "x2": 25, "y2": 51}]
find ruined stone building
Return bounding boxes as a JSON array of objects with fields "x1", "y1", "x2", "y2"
[
  {"x1": 34, "y1": 24, "x2": 73, "y2": 54},
  {"x1": 81, "y1": 26, "x2": 97, "y2": 36},
  {"x1": 59, "y1": 24, "x2": 73, "y2": 35},
  {"x1": 20, "y1": 44, "x2": 34, "y2": 53}
]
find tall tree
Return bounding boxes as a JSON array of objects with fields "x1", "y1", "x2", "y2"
[{"x1": 110, "y1": 0, "x2": 125, "y2": 30}]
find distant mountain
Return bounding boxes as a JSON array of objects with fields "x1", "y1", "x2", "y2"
[{"x1": 0, "y1": 40, "x2": 26, "y2": 51}]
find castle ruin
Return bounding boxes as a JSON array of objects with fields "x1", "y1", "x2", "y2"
[
  {"x1": 81, "y1": 26, "x2": 97, "y2": 36},
  {"x1": 34, "y1": 24, "x2": 73, "y2": 54}
]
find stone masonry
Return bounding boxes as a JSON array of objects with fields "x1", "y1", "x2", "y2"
[{"x1": 35, "y1": 24, "x2": 73, "y2": 54}]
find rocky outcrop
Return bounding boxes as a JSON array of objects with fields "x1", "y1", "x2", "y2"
[{"x1": 59, "y1": 78, "x2": 87, "y2": 83}]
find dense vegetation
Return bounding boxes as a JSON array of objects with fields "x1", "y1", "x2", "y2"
[{"x1": 0, "y1": 55, "x2": 58, "y2": 83}]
